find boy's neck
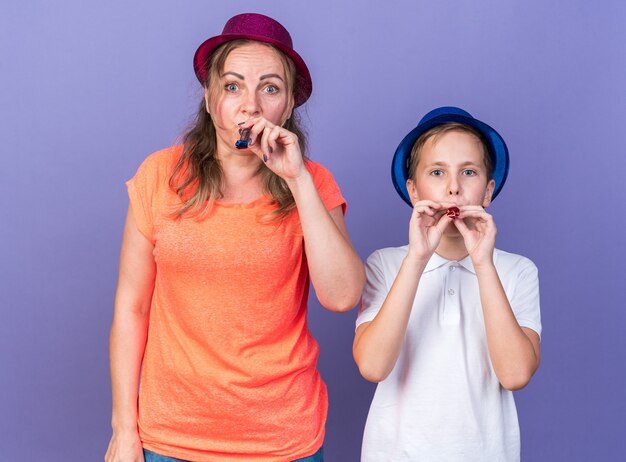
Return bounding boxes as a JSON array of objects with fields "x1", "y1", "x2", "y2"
[{"x1": 435, "y1": 234, "x2": 470, "y2": 262}]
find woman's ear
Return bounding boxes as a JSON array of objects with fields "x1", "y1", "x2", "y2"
[
  {"x1": 281, "y1": 97, "x2": 295, "y2": 126},
  {"x1": 406, "y1": 179, "x2": 419, "y2": 205},
  {"x1": 204, "y1": 89, "x2": 211, "y2": 114},
  {"x1": 482, "y1": 179, "x2": 496, "y2": 207}
]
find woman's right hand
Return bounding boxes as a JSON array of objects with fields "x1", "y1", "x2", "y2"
[
  {"x1": 407, "y1": 200, "x2": 452, "y2": 261},
  {"x1": 104, "y1": 429, "x2": 144, "y2": 462}
]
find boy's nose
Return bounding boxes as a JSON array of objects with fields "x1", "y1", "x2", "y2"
[{"x1": 447, "y1": 180, "x2": 460, "y2": 196}]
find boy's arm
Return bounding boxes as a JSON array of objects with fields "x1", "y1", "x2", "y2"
[
  {"x1": 353, "y1": 201, "x2": 453, "y2": 382},
  {"x1": 455, "y1": 206, "x2": 541, "y2": 391},
  {"x1": 475, "y1": 264, "x2": 540, "y2": 390},
  {"x1": 353, "y1": 255, "x2": 429, "y2": 382}
]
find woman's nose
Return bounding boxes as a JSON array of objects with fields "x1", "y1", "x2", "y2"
[{"x1": 242, "y1": 92, "x2": 261, "y2": 116}]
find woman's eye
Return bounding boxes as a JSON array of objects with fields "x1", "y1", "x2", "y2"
[
  {"x1": 225, "y1": 83, "x2": 239, "y2": 92},
  {"x1": 264, "y1": 85, "x2": 279, "y2": 94}
]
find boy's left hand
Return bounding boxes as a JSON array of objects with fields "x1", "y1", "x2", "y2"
[{"x1": 453, "y1": 206, "x2": 497, "y2": 267}]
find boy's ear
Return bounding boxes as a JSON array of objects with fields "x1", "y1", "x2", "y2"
[
  {"x1": 482, "y1": 179, "x2": 496, "y2": 208},
  {"x1": 406, "y1": 179, "x2": 419, "y2": 205}
]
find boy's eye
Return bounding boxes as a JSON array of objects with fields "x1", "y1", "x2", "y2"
[
  {"x1": 264, "y1": 84, "x2": 279, "y2": 94},
  {"x1": 430, "y1": 169, "x2": 444, "y2": 177},
  {"x1": 225, "y1": 83, "x2": 239, "y2": 92},
  {"x1": 462, "y1": 169, "x2": 477, "y2": 176}
]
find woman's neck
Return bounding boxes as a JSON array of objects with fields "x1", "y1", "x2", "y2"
[{"x1": 216, "y1": 148, "x2": 264, "y2": 203}]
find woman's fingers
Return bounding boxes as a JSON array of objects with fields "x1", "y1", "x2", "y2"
[
  {"x1": 263, "y1": 125, "x2": 285, "y2": 162},
  {"x1": 267, "y1": 125, "x2": 282, "y2": 156},
  {"x1": 238, "y1": 117, "x2": 298, "y2": 163},
  {"x1": 259, "y1": 122, "x2": 273, "y2": 161}
]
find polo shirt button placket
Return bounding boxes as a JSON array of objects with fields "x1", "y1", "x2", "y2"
[{"x1": 442, "y1": 263, "x2": 461, "y2": 324}]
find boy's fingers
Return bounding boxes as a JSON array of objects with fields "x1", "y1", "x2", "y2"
[
  {"x1": 413, "y1": 206, "x2": 436, "y2": 216},
  {"x1": 433, "y1": 209, "x2": 447, "y2": 220},
  {"x1": 459, "y1": 209, "x2": 492, "y2": 222},
  {"x1": 452, "y1": 216, "x2": 470, "y2": 236},
  {"x1": 435, "y1": 213, "x2": 453, "y2": 233},
  {"x1": 414, "y1": 200, "x2": 444, "y2": 210}
]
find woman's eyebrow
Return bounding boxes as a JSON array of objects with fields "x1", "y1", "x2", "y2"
[
  {"x1": 259, "y1": 73, "x2": 284, "y2": 81},
  {"x1": 221, "y1": 71, "x2": 245, "y2": 79}
]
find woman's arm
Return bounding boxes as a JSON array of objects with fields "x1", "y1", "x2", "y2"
[
  {"x1": 286, "y1": 172, "x2": 364, "y2": 312},
  {"x1": 105, "y1": 206, "x2": 155, "y2": 462},
  {"x1": 240, "y1": 115, "x2": 364, "y2": 311}
]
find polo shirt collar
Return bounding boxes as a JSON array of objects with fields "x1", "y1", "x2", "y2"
[
  {"x1": 458, "y1": 255, "x2": 476, "y2": 274},
  {"x1": 423, "y1": 252, "x2": 451, "y2": 273},
  {"x1": 423, "y1": 251, "x2": 499, "y2": 274}
]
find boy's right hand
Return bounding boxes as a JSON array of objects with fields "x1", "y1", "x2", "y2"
[{"x1": 408, "y1": 200, "x2": 453, "y2": 261}]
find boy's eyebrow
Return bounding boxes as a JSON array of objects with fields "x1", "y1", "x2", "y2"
[{"x1": 424, "y1": 161, "x2": 483, "y2": 167}]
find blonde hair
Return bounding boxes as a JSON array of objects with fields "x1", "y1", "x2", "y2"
[
  {"x1": 169, "y1": 40, "x2": 308, "y2": 220},
  {"x1": 408, "y1": 123, "x2": 493, "y2": 181}
]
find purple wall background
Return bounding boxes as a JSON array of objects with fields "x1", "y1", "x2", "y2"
[{"x1": 1, "y1": 1, "x2": 624, "y2": 460}]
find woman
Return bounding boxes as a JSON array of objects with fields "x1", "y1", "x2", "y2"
[{"x1": 105, "y1": 13, "x2": 364, "y2": 462}]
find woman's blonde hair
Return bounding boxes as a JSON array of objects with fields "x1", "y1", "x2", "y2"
[{"x1": 169, "y1": 40, "x2": 308, "y2": 220}]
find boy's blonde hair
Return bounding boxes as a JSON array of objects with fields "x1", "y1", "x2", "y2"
[{"x1": 408, "y1": 123, "x2": 493, "y2": 181}]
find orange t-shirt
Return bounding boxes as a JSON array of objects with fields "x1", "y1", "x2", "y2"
[{"x1": 126, "y1": 146, "x2": 346, "y2": 461}]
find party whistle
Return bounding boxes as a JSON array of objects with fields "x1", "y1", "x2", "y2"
[
  {"x1": 446, "y1": 206, "x2": 460, "y2": 219},
  {"x1": 235, "y1": 128, "x2": 251, "y2": 149}
]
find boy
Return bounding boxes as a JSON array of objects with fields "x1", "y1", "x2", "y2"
[{"x1": 354, "y1": 107, "x2": 541, "y2": 461}]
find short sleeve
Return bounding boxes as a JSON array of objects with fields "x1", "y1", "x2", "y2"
[
  {"x1": 125, "y1": 151, "x2": 166, "y2": 242},
  {"x1": 510, "y1": 259, "x2": 542, "y2": 338},
  {"x1": 356, "y1": 250, "x2": 389, "y2": 328},
  {"x1": 306, "y1": 161, "x2": 347, "y2": 214}
]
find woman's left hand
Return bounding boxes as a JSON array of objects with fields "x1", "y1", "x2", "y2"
[
  {"x1": 240, "y1": 116, "x2": 306, "y2": 181},
  {"x1": 453, "y1": 205, "x2": 497, "y2": 267}
]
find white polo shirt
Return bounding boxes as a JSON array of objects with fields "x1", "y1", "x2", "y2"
[{"x1": 356, "y1": 246, "x2": 541, "y2": 462}]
